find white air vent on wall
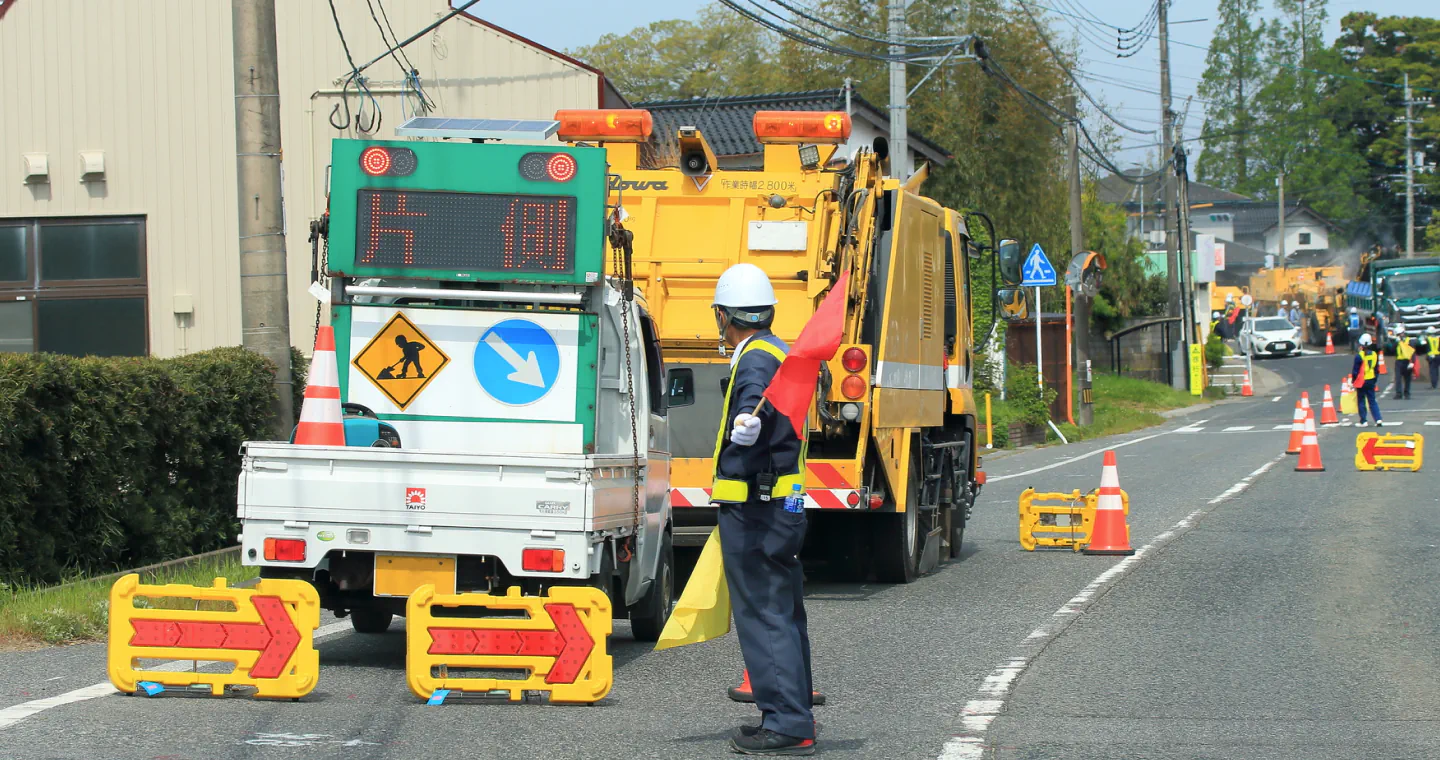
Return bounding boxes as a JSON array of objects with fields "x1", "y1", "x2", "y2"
[
  {"x1": 23, "y1": 153, "x2": 48, "y2": 183},
  {"x1": 79, "y1": 150, "x2": 105, "y2": 180}
]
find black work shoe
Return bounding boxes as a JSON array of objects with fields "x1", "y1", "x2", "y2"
[
  {"x1": 736, "y1": 723, "x2": 763, "y2": 738},
  {"x1": 730, "y1": 728, "x2": 816, "y2": 755}
]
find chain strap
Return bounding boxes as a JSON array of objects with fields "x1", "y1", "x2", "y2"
[
  {"x1": 608, "y1": 223, "x2": 643, "y2": 538},
  {"x1": 311, "y1": 215, "x2": 330, "y2": 336}
]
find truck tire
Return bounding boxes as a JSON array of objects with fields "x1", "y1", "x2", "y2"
[
  {"x1": 873, "y1": 453, "x2": 922, "y2": 584},
  {"x1": 628, "y1": 531, "x2": 675, "y2": 642},
  {"x1": 349, "y1": 607, "x2": 393, "y2": 634}
]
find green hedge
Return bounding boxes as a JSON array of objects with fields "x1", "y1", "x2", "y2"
[{"x1": 0, "y1": 348, "x2": 287, "y2": 585}]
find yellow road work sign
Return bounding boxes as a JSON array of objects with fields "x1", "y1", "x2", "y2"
[
  {"x1": 1019, "y1": 487, "x2": 1129, "y2": 551},
  {"x1": 107, "y1": 575, "x2": 321, "y2": 699},
  {"x1": 352, "y1": 311, "x2": 450, "y2": 410},
  {"x1": 406, "y1": 585, "x2": 612, "y2": 704},
  {"x1": 1355, "y1": 432, "x2": 1423, "y2": 472}
]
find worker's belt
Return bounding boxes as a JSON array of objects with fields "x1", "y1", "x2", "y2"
[{"x1": 712, "y1": 472, "x2": 806, "y2": 504}]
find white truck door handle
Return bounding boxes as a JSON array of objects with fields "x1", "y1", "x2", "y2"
[{"x1": 406, "y1": 525, "x2": 433, "y2": 535}]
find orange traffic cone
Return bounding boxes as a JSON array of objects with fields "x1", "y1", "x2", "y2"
[
  {"x1": 295, "y1": 326, "x2": 346, "y2": 446},
  {"x1": 1241, "y1": 371, "x2": 1254, "y2": 397},
  {"x1": 1379, "y1": 353, "x2": 1388, "y2": 375},
  {"x1": 1083, "y1": 450, "x2": 1134, "y2": 556},
  {"x1": 1320, "y1": 384, "x2": 1339, "y2": 425},
  {"x1": 1324, "y1": 332, "x2": 1335, "y2": 354},
  {"x1": 1294, "y1": 413, "x2": 1325, "y2": 472},
  {"x1": 728, "y1": 669, "x2": 828, "y2": 706},
  {"x1": 1285, "y1": 400, "x2": 1305, "y2": 455}
]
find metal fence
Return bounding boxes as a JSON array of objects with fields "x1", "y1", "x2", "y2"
[{"x1": 1105, "y1": 317, "x2": 1182, "y2": 386}]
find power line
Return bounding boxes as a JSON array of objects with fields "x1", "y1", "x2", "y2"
[{"x1": 1016, "y1": 0, "x2": 1154, "y2": 135}]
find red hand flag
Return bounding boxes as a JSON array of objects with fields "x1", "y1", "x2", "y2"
[{"x1": 763, "y1": 270, "x2": 851, "y2": 438}]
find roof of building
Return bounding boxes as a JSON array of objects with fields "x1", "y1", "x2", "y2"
[
  {"x1": 1260, "y1": 205, "x2": 1339, "y2": 234},
  {"x1": 635, "y1": 89, "x2": 951, "y2": 165},
  {"x1": 1097, "y1": 173, "x2": 1251, "y2": 206}
]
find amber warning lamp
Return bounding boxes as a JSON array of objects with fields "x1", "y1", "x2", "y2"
[
  {"x1": 753, "y1": 111, "x2": 851, "y2": 145},
  {"x1": 554, "y1": 109, "x2": 653, "y2": 143}
]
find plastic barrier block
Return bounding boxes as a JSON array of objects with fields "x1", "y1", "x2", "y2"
[
  {"x1": 1019, "y1": 488, "x2": 1130, "y2": 552},
  {"x1": 107, "y1": 574, "x2": 321, "y2": 700},
  {"x1": 1355, "y1": 432, "x2": 1423, "y2": 472},
  {"x1": 406, "y1": 585, "x2": 612, "y2": 704}
]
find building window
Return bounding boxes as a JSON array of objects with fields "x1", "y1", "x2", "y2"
[
  {"x1": 1298, "y1": 232, "x2": 1312, "y2": 246},
  {"x1": 0, "y1": 217, "x2": 148, "y2": 357}
]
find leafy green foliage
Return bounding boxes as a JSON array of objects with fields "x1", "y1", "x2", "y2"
[
  {"x1": 1205, "y1": 330, "x2": 1227, "y2": 369},
  {"x1": 0, "y1": 349, "x2": 276, "y2": 585},
  {"x1": 1003, "y1": 362, "x2": 1057, "y2": 427},
  {"x1": 1195, "y1": 0, "x2": 1268, "y2": 190}
]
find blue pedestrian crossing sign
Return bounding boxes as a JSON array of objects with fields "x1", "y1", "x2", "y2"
[
  {"x1": 1021, "y1": 243, "x2": 1057, "y2": 287},
  {"x1": 474, "y1": 319, "x2": 560, "y2": 406}
]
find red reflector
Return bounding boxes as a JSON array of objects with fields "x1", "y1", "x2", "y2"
[
  {"x1": 522, "y1": 548, "x2": 566, "y2": 573},
  {"x1": 360, "y1": 146, "x2": 391, "y2": 176},
  {"x1": 841, "y1": 375, "x2": 866, "y2": 400},
  {"x1": 263, "y1": 538, "x2": 306, "y2": 562},
  {"x1": 846, "y1": 491, "x2": 861, "y2": 507},
  {"x1": 868, "y1": 494, "x2": 885, "y2": 510},
  {"x1": 976, "y1": 471, "x2": 987, "y2": 486},
  {"x1": 546, "y1": 153, "x2": 578, "y2": 182},
  {"x1": 841, "y1": 347, "x2": 867, "y2": 373}
]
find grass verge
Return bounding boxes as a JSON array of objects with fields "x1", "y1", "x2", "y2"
[
  {"x1": 0, "y1": 551, "x2": 258, "y2": 647},
  {"x1": 1054, "y1": 373, "x2": 1220, "y2": 443}
]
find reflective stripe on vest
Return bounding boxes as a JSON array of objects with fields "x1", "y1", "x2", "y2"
[
  {"x1": 1398, "y1": 340, "x2": 1416, "y2": 362},
  {"x1": 1362, "y1": 351, "x2": 1378, "y2": 381},
  {"x1": 710, "y1": 337, "x2": 806, "y2": 503}
]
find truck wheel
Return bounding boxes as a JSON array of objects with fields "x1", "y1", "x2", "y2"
[
  {"x1": 628, "y1": 531, "x2": 674, "y2": 642},
  {"x1": 873, "y1": 454, "x2": 921, "y2": 584},
  {"x1": 349, "y1": 607, "x2": 393, "y2": 634}
]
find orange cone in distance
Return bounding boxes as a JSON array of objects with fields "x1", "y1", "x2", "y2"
[
  {"x1": 728, "y1": 669, "x2": 827, "y2": 706},
  {"x1": 295, "y1": 325, "x2": 346, "y2": 446},
  {"x1": 1294, "y1": 413, "x2": 1325, "y2": 472},
  {"x1": 1241, "y1": 371, "x2": 1254, "y2": 397},
  {"x1": 1286, "y1": 401, "x2": 1306, "y2": 455},
  {"x1": 1083, "y1": 450, "x2": 1134, "y2": 556},
  {"x1": 1320, "y1": 384, "x2": 1339, "y2": 425},
  {"x1": 1325, "y1": 332, "x2": 1335, "y2": 354},
  {"x1": 1379, "y1": 353, "x2": 1388, "y2": 375}
]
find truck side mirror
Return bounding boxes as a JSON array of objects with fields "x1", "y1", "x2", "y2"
[
  {"x1": 997, "y1": 238, "x2": 1022, "y2": 286},
  {"x1": 998, "y1": 288, "x2": 1028, "y2": 322},
  {"x1": 667, "y1": 367, "x2": 696, "y2": 408}
]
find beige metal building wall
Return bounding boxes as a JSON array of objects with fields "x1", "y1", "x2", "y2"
[{"x1": 0, "y1": 0, "x2": 605, "y2": 358}]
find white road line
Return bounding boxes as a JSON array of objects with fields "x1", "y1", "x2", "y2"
[
  {"x1": 939, "y1": 454, "x2": 1284, "y2": 760},
  {"x1": 987, "y1": 431, "x2": 1171, "y2": 483},
  {"x1": 1272, "y1": 396, "x2": 1282, "y2": 402},
  {"x1": 1223, "y1": 426, "x2": 1255, "y2": 432},
  {"x1": 1273, "y1": 424, "x2": 1294, "y2": 430},
  {"x1": 0, "y1": 619, "x2": 355, "y2": 731},
  {"x1": 1427, "y1": 421, "x2": 1440, "y2": 427}
]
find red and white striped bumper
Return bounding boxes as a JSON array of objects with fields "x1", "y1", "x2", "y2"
[{"x1": 670, "y1": 487, "x2": 865, "y2": 510}]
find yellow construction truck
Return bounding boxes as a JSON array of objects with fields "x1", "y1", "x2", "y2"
[{"x1": 556, "y1": 109, "x2": 989, "y2": 583}]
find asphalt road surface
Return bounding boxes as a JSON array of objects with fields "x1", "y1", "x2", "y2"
[{"x1": 2, "y1": 353, "x2": 1437, "y2": 759}]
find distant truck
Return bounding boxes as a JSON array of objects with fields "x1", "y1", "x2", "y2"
[{"x1": 1347, "y1": 254, "x2": 1440, "y2": 350}]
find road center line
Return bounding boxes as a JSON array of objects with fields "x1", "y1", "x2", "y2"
[
  {"x1": 0, "y1": 619, "x2": 356, "y2": 731},
  {"x1": 939, "y1": 454, "x2": 1285, "y2": 759},
  {"x1": 988, "y1": 431, "x2": 1172, "y2": 483}
]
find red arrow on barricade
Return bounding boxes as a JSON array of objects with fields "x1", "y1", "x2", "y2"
[
  {"x1": 129, "y1": 596, "x2": 301, "y2": 679},
  {"x1": 1360, "y1": 437, "x2": 1415, "y2": 465},
  {"x1": 427, "y1": 603, "x2": 594, "y2": 684}
]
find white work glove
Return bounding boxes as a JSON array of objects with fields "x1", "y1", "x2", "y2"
[{"x1": 730, "y1": 413, "x2": 762, "y2": 447}]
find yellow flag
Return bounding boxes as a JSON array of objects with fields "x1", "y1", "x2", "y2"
[{"x1": 654, "y1": 527, "x2": 731, "y2": 651}]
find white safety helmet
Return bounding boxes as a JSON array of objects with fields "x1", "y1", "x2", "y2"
[
  {"x1": 1280, "y1": 300, "x2": 1289, "y2": 306},
  {"x1": 1211, "y1": 311, "x2": 1222, "y2": 319},
  {"x1": 1394, "y1": 323, "x2": 1406, "y2": 335},
  {"x1": 1428, "y1": 326, "x2": 1439, "y2": 335},
  {"x1": 713, "y1": 263, "x2": 778, "y2": 331},
  {"x1": 1360, "y1": 333, "x2": 1374, "y2": 346},
  {"x1": 1350, "y1": 306, "x2": 1358, "y2": 314},
  {"x1": 1225, "y1": 294, "x2": 1235, "y2": 303}
]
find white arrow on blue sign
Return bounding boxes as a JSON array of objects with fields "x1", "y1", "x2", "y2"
[{"x1": 1021, "y1": 243, "x2": 1057, "y2": 287}]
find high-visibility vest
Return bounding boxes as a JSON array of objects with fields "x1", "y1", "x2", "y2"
[
  {"x1": 1349, "y1": 314, "x2": 1362, "y2": 330},
  {"x1": 1362, "y1": 351, "x2": 1379, "y2": 381},
  {"x1": 1397, "y1": 339, "x2": 1416, "y2": 362},
  {"x1": 710, "y1": 337, "x2": 807, "y2": 504},
  {"x1": 1428, "y1": 336, "x2": 1439, "y2": 355}
]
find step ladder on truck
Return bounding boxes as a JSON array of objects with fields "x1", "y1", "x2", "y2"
[
  {"x1": 554, "y1": 108, "x2": 1001, "y2": 583},
  {"x1": 237, "y1": 117, "x2": 677, "y2": 639}
]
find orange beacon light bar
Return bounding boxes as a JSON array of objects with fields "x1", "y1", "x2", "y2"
[
  {"x1": 554, "y1": 109, "x2": 653, "y2": 142},
  {"x1": 753, "y1": 111, "x2": 851, "y2": 144}
]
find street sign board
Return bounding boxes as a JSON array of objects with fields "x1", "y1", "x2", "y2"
[
  {"x1": 352, "y1": 312, "x2": 451, "y2": 411},
  {"x1": 1355, "y1": 432, "x2": 1423, "y2": 471},
  {"x1": 1021, "y1": 243, "x2": 1057, "y2": 287}
]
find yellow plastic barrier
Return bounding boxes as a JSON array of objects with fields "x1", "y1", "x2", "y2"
[
  {"x1": 406, "y1": 584, "x2": 612, "y2": 704},
  {"x1": 1018, "y1": 488, "x2": 1130, "y2": 552},
  {"x1": 107, "y1": 574, "x2": 321, "y2": 699},
  {"x1": 1355, "y1": 432, "x2": 1423, "y2": 472}
]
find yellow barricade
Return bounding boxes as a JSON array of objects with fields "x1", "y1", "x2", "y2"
[
  {"x1": 107, "y1": 574, "x2": 321, "y2": 699},
  {"x1": 1019, "y1": 488, "x2": 1130, "y2": 552},
  {"x1": 1355, "y1": 432, "x2": 1424, "y2": 472},
  {"x1": 406, "y1": 584, "x2": 612, "y2": 704}
]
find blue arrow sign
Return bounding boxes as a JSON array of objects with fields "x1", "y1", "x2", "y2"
[
  {"x1": 1021, "y1": 243, "x2": 1057, "y2": 287},
  {"x1": 474, "y1": 319, "x2": 560, "y2": 406}
]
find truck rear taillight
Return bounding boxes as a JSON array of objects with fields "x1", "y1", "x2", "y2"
[
  {"x1": 263, "y1": 538, "x2": 306, "y2": 562},
  {"x1": 841, "y1": 347, "x2": 868, "y2": 373},
  {"x1": 521, "y1": 548, "x2": 566, "y2": 573},
  {"x1": 841, "y1": 375, "x2": 866, "y2": 400}
]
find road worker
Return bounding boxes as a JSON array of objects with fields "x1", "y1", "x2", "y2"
[
  {"x1": 1352, "y1": 333, "x2": 1384, "y2": 426},
  {"x1": 1279, "y1": 299, "x2": 1290, "y2": 318},
  {"x1": 1393, "y1": 324, "x2": 1419, "y2": 400},
  {"x1": 1427, "y1": 326, "x2": 1440, "y2": 390},
  {"x1": 1288, "y1": 301, "x2": 1302, "y2": 329},
  {"x1": 1347, "y1": 306, "x2": 1362, "y2": 353},
  {"x1": 709, "y1": 263, "x2": 817, "y2": 756}
]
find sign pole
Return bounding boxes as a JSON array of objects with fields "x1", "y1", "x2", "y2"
[{"x1": 1036, "y1": 286, "x2": 1043, "y2": 395}]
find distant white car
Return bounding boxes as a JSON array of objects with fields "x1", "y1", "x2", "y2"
[{"x1": 1240, "y1": 316, "x2": 1303, "y2": 358}]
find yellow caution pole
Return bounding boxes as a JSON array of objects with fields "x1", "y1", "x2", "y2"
[{"x1": 985, "y1": 392, "x2": 993, "y2": 449}]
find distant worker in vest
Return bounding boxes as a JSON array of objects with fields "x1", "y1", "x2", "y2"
[
  {"x1": 1288, "y1": 301, "x2": 1302, "y2": 330},
  {"x1": 1347, "y1": 306, "x2": 1363, "y2": 353},
  {"x1": 709, "y1": 263, "x2": 817, "y2": 756},
  {"x1": 1279, "y1": 299, "x2": 1290, "y2": 318},
  {"x1": 1393, "y1": 324, "x2": 1422, "y2": 400},
  {"x1": 1427, "y1": 326, "x2": 1440, "y2": 390},
  {"x1": 1352, "y1": 333, "x2": 1384, "y2": 426}
]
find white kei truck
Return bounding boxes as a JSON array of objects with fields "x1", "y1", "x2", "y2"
[{"x1": 236, "y1": 117, "x2": 683, "y2": 640}]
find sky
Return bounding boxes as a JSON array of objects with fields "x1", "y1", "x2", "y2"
[{"x1": 461, "y1": 0, "x2": 1420, "y2": 170}]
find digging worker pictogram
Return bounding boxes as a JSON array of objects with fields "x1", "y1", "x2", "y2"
[{"x1": 385, "y1": 334, "x2": 427, "y2": 380}]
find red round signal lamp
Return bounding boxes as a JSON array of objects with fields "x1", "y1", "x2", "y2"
[
  {"x1": 841, "y1": 347, "x2": 867, "y2": 373},
  {"x1": 845, "y1": 491, "x2": 861, "y2": 507},
  {"x1": 840, "y1": 375, "x2": 866, "y2": 400},
  {"x1": 360, "y1": 146, "x2": 391, "y2": 176},
  {"x1": 546, "y1": 153, "x2": 578, "y2": 182}
]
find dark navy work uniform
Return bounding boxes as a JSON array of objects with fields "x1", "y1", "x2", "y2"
[{"x1": 711, "y1": 330, "x2": 814, "y2": 741}]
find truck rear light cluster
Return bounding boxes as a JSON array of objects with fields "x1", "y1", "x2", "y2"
[
  {"x1": 263, "y1": 538, "x2": 306, "y2": 562},
  {"x1": 838, "y1": 346, "x2": 869, "y2": 400},
  {"x1": 519, "y1": 152, "x2": 578, "y2": 182},
  {"x1": 359, "y1": 146, "x2": 417, "y2": 177},
  {"x1": 521, "y1": 548, "x2": 566, "y2": 572},
  {"x1": 841, "y1": 347, "x2": 867, "y2": 372}
]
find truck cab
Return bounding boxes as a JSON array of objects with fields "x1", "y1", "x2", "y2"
[
  {"x1": 237, "y1": 118, "x2": 677, "y2": 640},
  {"x1": 1351, "y1": 256, "x2": 1440, "y2": 350}
]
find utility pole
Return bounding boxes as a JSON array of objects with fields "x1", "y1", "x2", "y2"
[
  {"x1": 1277, "y1": 171, "x2": 1285, "y2": 268},
  {"x1": 232, "y1": 0, "x2": 294, "y2": 437},
  {"x1": 1065, "y1": 96, "x2": 1092, "y2": 425},
  {"x1": 1176, "y1": 145, "x2": 1196, "y2": 379},
  {"x1": 1159, "y1": 0, "x2": 1183, "y2": 389},
  {"x1": 1405, "y1": 72, "x2": 1416, "y2": 257},
  {"x1": 888, "y1": 0, "x2": 910, "y2": 180}
]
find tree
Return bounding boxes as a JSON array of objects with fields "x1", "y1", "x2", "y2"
[{"x1": 1195, "y1": 0, "x2": 1269, "y2": 190}]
